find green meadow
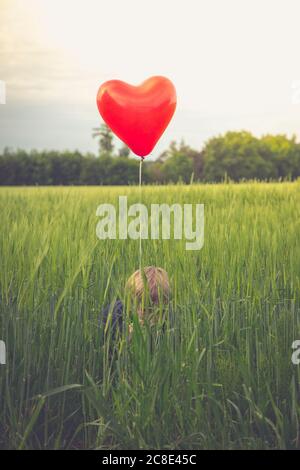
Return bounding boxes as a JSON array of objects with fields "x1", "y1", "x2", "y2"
[{"x1": 0, "y1": 182, "x2": 300, "y2": 449}]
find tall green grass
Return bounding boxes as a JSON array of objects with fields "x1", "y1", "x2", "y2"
[{"x1": 0, "y1": 182, "x2": 300, "y2": 449}]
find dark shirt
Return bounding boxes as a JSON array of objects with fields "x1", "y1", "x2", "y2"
[
  {"x1": 101, "y1": 299, "x2": 124, "y2": 337},
  {"x1": 101, "y1": 300, "x2": 174, "y2": 338}
]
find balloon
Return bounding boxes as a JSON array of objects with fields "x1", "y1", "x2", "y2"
[{"x1": 96, "y1": 76, "x2": 177, "y2": 158}]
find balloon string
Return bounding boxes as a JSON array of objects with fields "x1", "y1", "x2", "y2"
[{"x1": 139, "y1": 158, "x2": 143, "y2": 273}]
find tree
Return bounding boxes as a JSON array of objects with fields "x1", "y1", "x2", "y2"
[
  {"x1": 261, "y1": 134, "x2": 300, "y2": 179},
  {"x1": 92, "y1": 123, "x2": 114, "y2": 156},
  {"x1": 158, "y1": 140, "x2": 203, "y2": 180},
  {"x1": 1, "y1": 131, "x2": 299, "y2": 186},
  {"x1": 161, "y1": 152, "x2": 193, "y2": 183},
  {"x1": 158, "y1": 140, "x2": 178, "y2": 162},
  {"x1": 118, "y1": 144, "x2": 130, "y2": 158},
  {"x1": 202, "y1": 131, "x2": 277, "y2": 181}
]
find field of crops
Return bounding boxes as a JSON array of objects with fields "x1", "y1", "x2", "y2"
[{"x1": 0, "y1": 182, "x2": 300, "y2": 449}]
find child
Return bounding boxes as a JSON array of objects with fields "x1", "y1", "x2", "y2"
[{"x1": 102, "y1": 266, "x2": 170, "y2": 338}]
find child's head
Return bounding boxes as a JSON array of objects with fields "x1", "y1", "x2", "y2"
[{"x1": 125, "y1": 266, "x2": 170, "y2": 324}]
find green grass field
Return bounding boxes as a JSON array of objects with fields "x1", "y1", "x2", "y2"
[{"x1": 0, "y1": 182, "x2": 300, "y2": 449}]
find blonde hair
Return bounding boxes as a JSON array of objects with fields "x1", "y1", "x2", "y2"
[{"x1": 125, "y1": 266, "x2": 170, "y2": 306}]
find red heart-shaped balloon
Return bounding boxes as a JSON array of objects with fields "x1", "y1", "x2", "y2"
[{"x1": 96, "y1": 76, "x2": 177, "y2": 158}]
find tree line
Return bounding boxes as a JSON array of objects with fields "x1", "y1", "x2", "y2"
[{"x1": 0, "y1": 126, "x2": 300, "y2": 185}]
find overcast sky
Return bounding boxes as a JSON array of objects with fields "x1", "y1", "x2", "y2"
[{"x1": 1, "y1": 0, "x2": 300, "y2": 159}]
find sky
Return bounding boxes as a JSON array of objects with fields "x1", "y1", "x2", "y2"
[{"x1": 1, "y1": 0, "x2": 300, "y2": 159}]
